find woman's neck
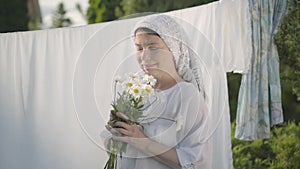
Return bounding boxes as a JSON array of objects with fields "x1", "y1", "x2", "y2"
[{"x1": 155, "y1": 74, "x2": 183, "y2": 91}]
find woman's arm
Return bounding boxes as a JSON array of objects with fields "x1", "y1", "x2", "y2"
[
  {"x1": 139, "y1": 137, "x2": 181, "y2": 169},
  {"x1": 106, "y1": 112, "x2": 181, "y2": 169}
]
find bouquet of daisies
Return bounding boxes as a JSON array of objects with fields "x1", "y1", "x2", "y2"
[{"x1": 104, "y1": 72, "x2": 157, "y2": 169}]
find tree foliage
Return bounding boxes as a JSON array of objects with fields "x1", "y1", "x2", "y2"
[
  {"x1": 87, "y1": 0, "x2": 123, "y2": 23},
  {"x1": 274, "y1": 0, "x2": 300, "y2": 121},
  {"x1": 0, "y1": 0, "x2": 29, "y2": 33},
  {"x1": 118, "y1": 0, "x2": 216, "y2": 17},
  {"x1": 227, "y1": 73, "x2": 242, "y2": 121},
  {"x1": 87, "y1": 0, "x2": 217, "y2": 23},
  {"x1": 275, "y1": 0, "x2": 300, "y2": 101},
  {"x1": 52, "y1": 2, "x2": 73, "y2": 28},
  {"x1": 232, "y1": 122, "x2": 300, "y2": 169}
]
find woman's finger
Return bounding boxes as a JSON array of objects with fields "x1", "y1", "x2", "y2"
[
  {"x1": 113, "y1": 121, "x2": 130, "y2": 130},
  {"x1": 105, "y1": 125, "x2": 111, "y2": 131},
  {"x1": 110, "y1": 110, "x2": 114, "y2": 121},
  {"x1": 116, "y1": 112, "x2": 130, "y2": 122},
  {"x1": 105, "y1": 125, "x2": 122, "y2": 135},
  {"x1": 107, "y1": 124, "x2": 132, "y2": 136},
  {"x1": 114, "y1": 127, "x2": 131, "y2": 136}
]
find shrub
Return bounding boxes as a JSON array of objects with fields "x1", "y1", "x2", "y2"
[{"x1": 232, "y1": 122, "x2": 300, "y2": 169}]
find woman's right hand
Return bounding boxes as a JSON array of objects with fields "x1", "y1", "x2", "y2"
[
  {"x1": 105, "y1": 111, "x2": 146, "y2": 140},
  {"x1": 105, "y1": 110, "x2": 131, "y2": 135}
]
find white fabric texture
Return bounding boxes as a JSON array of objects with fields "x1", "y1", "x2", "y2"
[
  {"x1": 0, "y1": 0, "x2": 251, "y2": 169},
  {"x1": 115, "y1": 82, "x2": 211, "y2": 169}
]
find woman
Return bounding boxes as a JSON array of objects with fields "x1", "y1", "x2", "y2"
[{"x1": 105, "y1": 14, "x2": 212, "y2": 169}]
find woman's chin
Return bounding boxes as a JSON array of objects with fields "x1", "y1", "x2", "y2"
[
  {"x1": 143, "y1": 68, "x2": 155, "y2": 75},
  {"x1": 145, "y1": 70, "x2": 159, "y2": 78}
]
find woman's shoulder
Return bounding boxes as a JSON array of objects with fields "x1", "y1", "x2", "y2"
[
  {"x1": 176, "y1": 82, "x2": 207, "y2": 107},
  {"x1": 177, "y1": 81, "x2": 200, "y2": 96},
  {"x1": 162, "y1": 81, "x2": 200, "y2": 100},
  {"x1": 177, "y1": 81, "x2": 198, "y2": 91}
]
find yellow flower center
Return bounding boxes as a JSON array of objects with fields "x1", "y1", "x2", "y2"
[
  {"x1": 133, "y1": 88, "x2": 139, "y2": 94},
  {"x1": 145, "y1": 87, "x2": 151, "y2": 93},
  {"x1": 127, "y1": 83, "x2": 133, "y2": 87}
]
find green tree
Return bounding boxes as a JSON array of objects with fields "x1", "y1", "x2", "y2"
[
  {"x1": 275, "y1": 0, "x2": 300, "y2": 100},
  {"x1": 274, "y1": 0, "x2": 300, "y2": 122},
  {"x1": 87, "y1": 0, "x2": 123, "y2": 23},
  {"x1": 52, "y1": 2, "x2": 73, "y2": 28},
  {"x1": 28, "y1": 19, "x2": 42, "y2": 30},
  {"x1": 119, "y1": 0, "x2": 217, "y2": 17},
  {"x1": 87, "y1": 0, "x2": 217, "y2": 23},
  {"x1": 232, "y1": 122, "x2": 300, "y2": 168},
  {"x1": 227, "y1": 73, "x2": 242, "y2": 122},
  {"x1": 0, "y1": 0, "x2": 29, "y2": 33},
  {"x1": 76, "y1": 3, "x2": 87, "y2": 21}
]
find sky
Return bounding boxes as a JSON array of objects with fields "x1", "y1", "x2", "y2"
[{"x1": 39, "y1": 0, "x2": 89, "y2": 28}]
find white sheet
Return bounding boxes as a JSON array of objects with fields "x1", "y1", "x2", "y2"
[{"x1": 0, "y1": 0, "x2": 251, "y2": 168}]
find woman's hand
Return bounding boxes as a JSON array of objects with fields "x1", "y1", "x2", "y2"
[
  {"x1": 105, "y1": 110, "x2": 120, "y2": 136},
  {"x1": 105, "y1": 111, "x2": 151, "y2": 153},
  {"x1": 105, "y1": 111, "x2": 147, "y2": 140},
  {"x1": 105, "y1": 111, "x2": 180, "y2": 168}
]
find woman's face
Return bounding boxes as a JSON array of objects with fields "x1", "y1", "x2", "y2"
[{"x1": 134, "y1": 32, "x2": 178, "y2": 81}]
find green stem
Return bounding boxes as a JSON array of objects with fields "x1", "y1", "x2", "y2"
[{"x1": 104, "y1": 140, "x2": 127, "y2": 169}]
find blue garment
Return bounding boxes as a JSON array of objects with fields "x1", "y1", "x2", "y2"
[{"x1": 235, "y1": 0, "x2": 287, "y2": 140}]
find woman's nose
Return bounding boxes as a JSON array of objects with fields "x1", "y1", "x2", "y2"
[{"x1": 140, "y1": 49, "x2": 150, "y2": 61}]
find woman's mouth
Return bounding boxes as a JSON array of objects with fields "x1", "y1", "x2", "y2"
[{"x1": 143, "y1": 63, "x2": 157, "y2": 70}]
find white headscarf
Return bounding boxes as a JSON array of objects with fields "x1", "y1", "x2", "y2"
[{"x1": 134, "y1": 14, "x2": 206, "y2": 98}]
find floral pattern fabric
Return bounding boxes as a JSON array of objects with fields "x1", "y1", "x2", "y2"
[{"x1": 235, "y1": 0, "x2": 288, "y2": 140}]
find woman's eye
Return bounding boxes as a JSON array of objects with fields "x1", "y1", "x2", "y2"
[
  {"x1": 136, "y1": 48, "x2": 143, "y2": 51},
  {"x1": 149, "y1": 47, "x2": 158, "y2": 50}
]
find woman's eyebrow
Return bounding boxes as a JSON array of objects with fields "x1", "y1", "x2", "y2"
[{"x1": 135, "y1": 42, "x2": 158, "y2": 46}]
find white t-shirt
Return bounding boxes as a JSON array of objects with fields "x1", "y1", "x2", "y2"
[{"x1": 117, "y1": 82, "x2": 212, "y2": 169}]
